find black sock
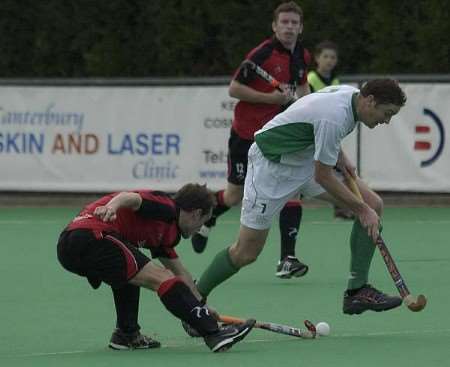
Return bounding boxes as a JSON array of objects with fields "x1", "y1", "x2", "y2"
[
  {"x1": 158, "y1": 277, "x2": 218, "y2": 336},
  {"x1": 279, "y1": 203, "x2": 303, "y2": 260},
  {"x1": 112, "y1": 284, "x2": 141, "y2": 334},
  {"x1": 205, "y1": 190, "x2": 230, "y2": 228}
]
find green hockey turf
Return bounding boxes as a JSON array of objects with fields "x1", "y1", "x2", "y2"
[{"x1": 0, "y1": 206, "x2": 449, "y2": 367}]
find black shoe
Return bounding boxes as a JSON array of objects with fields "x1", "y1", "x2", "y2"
[
  {"x1": 109, "y1": 329, "x2": 161, "y2": 350},
  {"x1": 275, "y1": 256, "x2": 309, "y2": 279},
  {"x1": 181, "y1": 320, "x2": 201, "y2": 338},
  {"x1": 191, "y1": 225, "x2": 210, "y2": 253},
  {"x1": 204, "y1": 319, "x2": 255, "y2": 352},
  {"x1": 343, "y1": 284, "x2": 402, "y2": 315}
]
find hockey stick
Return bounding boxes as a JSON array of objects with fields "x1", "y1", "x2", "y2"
[
  {"x1": 219, "y1": 315, "x2": 317, "y2": 339},
  {"x1": 345, "y1": 176, "x2": 427, "y2": 312},
  {"x1": 240, "y1": 59, "x2": 284, "y2": 91},
  {"x1": 239, "y1": 60, "x2": 298, "y2": 107}
]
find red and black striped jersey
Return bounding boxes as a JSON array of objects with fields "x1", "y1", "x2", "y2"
[
  {"x1": 232, "y1": 37, "x2": 310, "y2": 140},
  {"x1": 66, "y1": 191, "x2": 181, "y2": 259}
]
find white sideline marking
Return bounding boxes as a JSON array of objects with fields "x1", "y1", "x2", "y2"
[
  {"x1": 10, "y1": 328, "x2": 450, "y2": 358},
  {"x1": 17, "y1": 350, "x2": 87, "y2": 357}
]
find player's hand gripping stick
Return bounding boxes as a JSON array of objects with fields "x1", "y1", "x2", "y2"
[
  {"x1": 240, "y1": 60, "x2": 297, "y2": 106},
  {"x1": 240, "y1": 60, "x2": 283, "y2": 91}
]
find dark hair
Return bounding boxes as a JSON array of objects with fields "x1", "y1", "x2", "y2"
[
  {"x1": 314, "y1": 40, "x2": 338, "y2": 57},
  {"x1": 360, "y1": 79, "x2": 407, "y2": 107},
  {"x1": 173, "y1": 183, "x2": 214, "y2": 216},
  {"x1": 273, "y1": 1, "x2": 303, "y2": 23}
]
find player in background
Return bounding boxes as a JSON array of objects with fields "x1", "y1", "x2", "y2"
[
  {"x1": 57, "y1": 183, "x2": 255, "y2": 352},
  {"x1": 195, "y1": 80, "x2": 407, "y2": 316},
  {"x1": 307, "y1": 40, "x2": 355, "y2": 220},
  {"x1": 307, "y1": 40, "x2": 340, "y2": 92},
  {"x1": 191, "y1": 1, "x2": 311, "y2": 279}
]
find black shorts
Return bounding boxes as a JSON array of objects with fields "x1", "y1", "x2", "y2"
[
  {"x1": 57, "y1": 229, "x2": 150, "y2": 289},
  {"x1": 227, "y1": 128, "x2": 253, "y2": 185}
]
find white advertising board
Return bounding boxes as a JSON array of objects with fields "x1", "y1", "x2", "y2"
[
  {"x1": 0, "y1": 83, "x2": 448, "y2": 192},
  {"x1": 360, "y1": 83, "x2": 449, "y2": 192},
  {"x1": 0, "y1": 86, "x2": 233, "y2": 191}
]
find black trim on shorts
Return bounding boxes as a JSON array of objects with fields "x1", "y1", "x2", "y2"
[{"x1": 227, "y1": 128, "x2": 253, "y2": 185}]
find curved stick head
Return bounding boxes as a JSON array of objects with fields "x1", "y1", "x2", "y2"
[
  {"x1": 304, "y1": 320, "x2": 317, "y2": 338},
  {"x1": 406, "y1": 294, "x2": 427, "y2": 312}
]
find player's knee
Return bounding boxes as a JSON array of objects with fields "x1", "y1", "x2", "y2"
[
  {"x1": 238, "y1": 251, "x2": 259, "y2": 266},
  {"x1": 132, "y1": 264, "x2": 174, "y2": 291},
  {"x1": 230, "y1": 238, "x2": 264, "y2": 267},
  {"x1": 157, "y1": 268, "x2": 175, "y2": 284},
  {"x1": 223, "y1": 185, "x2": 244, "y2": 207},
  {"x1": 229, "y1": 196, "x2": 243, "y2": 207},
  {"x1": 224, "y1": 191, "x2": 243, "y2": 207}
]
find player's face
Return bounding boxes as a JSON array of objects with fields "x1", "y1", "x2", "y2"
[
  {"x1": 360, "y1": 97, "x2": 401, "y2": 129},
  {"x1": 316, "y1": 49, "x2": 338, "y2": 73},
  {"x1": 272, "y1": 12, "x2": 302, "y2": 49},
  {"x1": 181, "y1": 208, "x2": 212, "y2": 238}
]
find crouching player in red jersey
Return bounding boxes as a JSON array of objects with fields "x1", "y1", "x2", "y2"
[{"x1": 57, "y1": 183, "x2": 255, "y2": 352}]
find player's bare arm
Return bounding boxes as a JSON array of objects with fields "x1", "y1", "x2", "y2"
[
  {"x1": 229, "y1": 79, "x2": 292, "y2": 105},
  {"x1": 94, "y1": 192, "x2": 142, "y2": 222},
  {"x1": 336, "y1": 149, "x2": 356, "y2": 178},
  {"x1": 314, "y1": 161, "x2": 379, "y2": 240}
]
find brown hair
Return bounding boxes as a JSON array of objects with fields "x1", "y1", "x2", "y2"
[
  {"x1": 314, "y1": 40, "x2": 338, "y2": 57},
  {"x1": 173, "y1": 183, "x2": 214, "y2": 216},
  {"x1": 360, "y1": 79, "x2": 407, "y2": 107},
  {"x1": 273, "y1": 1, "x2": 303, "y2": 23}
]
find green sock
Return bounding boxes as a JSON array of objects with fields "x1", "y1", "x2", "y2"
[
  {"x1": 347, "y1": 220, "x2": 376, "y2": 289},
  {"x1": 197, "y1": 247, "x2": 239, "y2": 298}
]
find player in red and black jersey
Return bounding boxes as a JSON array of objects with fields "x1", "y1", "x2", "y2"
[
  {"x1": 57, "y1": 183, "x2": 255, "y2": 352},
  {"x1": 191, "y1": 1, "x2": 310, "y2": 279}
]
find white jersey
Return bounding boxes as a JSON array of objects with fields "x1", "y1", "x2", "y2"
[{"x1": 254, "y1": 85, "x2": 360, "y2": 169}]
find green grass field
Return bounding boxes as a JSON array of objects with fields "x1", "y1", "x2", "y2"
[{"x1": 1, "y1": 205, "x2": 449, "y2": 367}]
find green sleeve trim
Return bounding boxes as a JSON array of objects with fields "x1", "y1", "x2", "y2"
[{"x1": 255, "y1": 123, "x2": 314, "y2": 162}]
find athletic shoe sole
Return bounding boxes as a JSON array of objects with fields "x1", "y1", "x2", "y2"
[
  {"x1": 275, "y1": 265, "x2": 309, "y2": 279},
  {"x1": 343, "y1": 300, "x2": 403, "y2": 315},
  {"x1": 109, "y1": 343, "x2": 130, "y2": 350},
  {"x1": 211, "y1": 320, "x2": 256, "y2": 352},
  {"x1": 109, "y1": 339, "x2": 161, "y2": 350}
]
